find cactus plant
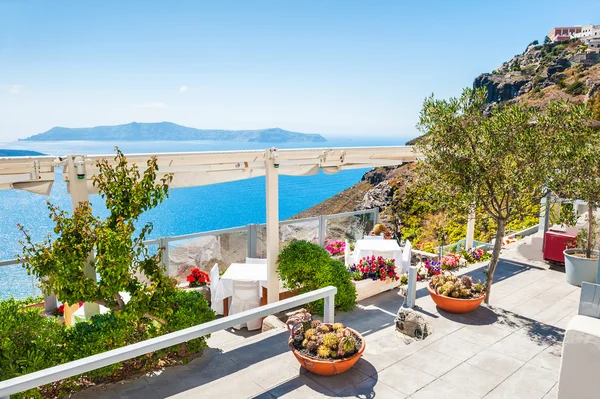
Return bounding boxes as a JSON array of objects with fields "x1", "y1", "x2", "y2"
[
  {"x1": 430, "y1": 274, "x2": 485, "y2": 299},
  {"x1": 287, "y1": 312, "x2": 360, "y2": 360}
]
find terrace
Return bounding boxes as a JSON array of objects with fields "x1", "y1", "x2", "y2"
[
  {"x1": 73, "y1": 240, "x2": 575, "y2": 399},
  {"x1": 0, "y1": 146, "x2": 596, "y2": 399}
]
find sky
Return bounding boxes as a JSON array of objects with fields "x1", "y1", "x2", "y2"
[{"x1": 1, "y1": 0, "x2": 600, "y2": 141}]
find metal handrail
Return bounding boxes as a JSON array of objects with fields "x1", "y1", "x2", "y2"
[{"x1": 0, "y1": 286, "x2": 337, "y2": 398}]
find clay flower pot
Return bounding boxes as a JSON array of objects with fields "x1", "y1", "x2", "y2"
[
  {"x1": 427, "y1": 285, "x2": 485, "y2": 314},
  {"x1": 288, "y1": 326, "x2": 366, "y2": 376}
]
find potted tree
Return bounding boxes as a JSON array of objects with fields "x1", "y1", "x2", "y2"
[{"x1": 545, "y1": 102, "x2": 600, "y2": 286}]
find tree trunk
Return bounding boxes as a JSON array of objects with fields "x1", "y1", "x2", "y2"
[
  {"x1": 587, "y1": 205, "x2": 594, "y2": 258},
  {"x1": 484, "y1": 218, "x2": 506, "y2": 305}
]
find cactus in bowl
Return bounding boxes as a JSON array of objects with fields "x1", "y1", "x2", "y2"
[{"x1": 430, "y1": 274, "x2": 485, "y2": 299}]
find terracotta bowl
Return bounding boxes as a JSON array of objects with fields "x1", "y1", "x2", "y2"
[
  {"x1": 427, "y1": 285, "x2": 485, "y2": 313},
  {"x1": 288, "y1": 326, "x2": 366, "y2": 376}
]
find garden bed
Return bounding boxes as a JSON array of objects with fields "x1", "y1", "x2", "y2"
[{"x1": 352, "y1": 272, "x2": 403, "y2": 301}]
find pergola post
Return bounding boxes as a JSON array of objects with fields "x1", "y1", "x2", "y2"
[
  {"x1": 67, "y1": 155, "x2": 100, "y2": 320},
  {"x1": 265, "y1": 149, "x2": 280, "y2": 304},
  {"x1": 465, "y1": 206, "x2": 476, "y2": 249}
]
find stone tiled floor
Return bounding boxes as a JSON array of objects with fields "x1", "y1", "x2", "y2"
[{"x1": 76, "y1": 251, "x2": 580, "y2": 399}]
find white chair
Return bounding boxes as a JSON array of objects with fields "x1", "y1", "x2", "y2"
[
  {"x1": 363, "y1": 235, "x2": 384, "y2": 240},
  {"x1": 401, "y1": 240, "x2": 412, "y2": 273},
  {"x1": 344, "y1": 239, "x2": 351, "y2": 266},
  {"x1": 209, "y1": 264, "x2": 223, "y2": 315},
  {"x1": 230, "y1": 280, "x2": 262, "y2": 331},
  {"x1": 246, "y1": 257, "x2": 267, "y2": 264}
]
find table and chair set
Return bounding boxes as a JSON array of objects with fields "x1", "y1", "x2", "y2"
[{"x1": 207, "y1": 236, "x2": 411, "y2": 331}]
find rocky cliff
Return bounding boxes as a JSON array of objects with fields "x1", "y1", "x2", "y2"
[{"x1": 293, "y1": 38, "x2": 600, "y2": 227}]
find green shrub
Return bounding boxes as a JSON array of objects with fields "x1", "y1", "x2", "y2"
[
  {"x1": 0, "y1": 290, "x2": 214, "y2": 397},
  {"x1": 278, "y1": 240, "x2": 356, "y2": 314},
  {"x1": 565, "y1": 80, "x2": 588, "y2": 96},
  {"x1": 557, "y1": 78, "x2": 567, "y2": 89}
]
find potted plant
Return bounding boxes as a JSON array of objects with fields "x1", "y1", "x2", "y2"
[
  {"x1": 544, "y1": 102, "x2": 600, "y2": 286},
  {"x1": 183, "y1": 267, "x2": 211, "y2": 301},
  {"x1": 563, "y1": 224, "x2": 599, "y2": 286},
  {"x1": 427, "y1": 274, "x2": 486, "y2": 313},
  {"x1": 348, "y1": 255, "x2": 402, "y2": 301},
  {"x1": 286, "y1": 309, "x2": 365, "y2": 376}
]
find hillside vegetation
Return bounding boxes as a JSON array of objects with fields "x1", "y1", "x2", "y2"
[{"x1": 294, "y1": 38, "x2": 600, "y2": 246}]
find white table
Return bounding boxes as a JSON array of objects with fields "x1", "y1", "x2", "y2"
[
  {"x1": 215, "y1": 263, "x2": 268, "y2": 317},
  {"x1": 352, "y1": 239, "x2": 403, "y2": 266}
]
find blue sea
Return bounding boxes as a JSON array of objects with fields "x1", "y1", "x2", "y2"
[{"x1": 0, "y1": 137, "x2": 408, "y2": 299}]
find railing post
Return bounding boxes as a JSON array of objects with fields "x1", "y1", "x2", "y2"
[
  {"x1": 318, "y1": 215, "x2": 327, "y2": 247},
  {"x1": 404, "y1": 265, "x2": 417, "y2": 308},
  {"x1": 323, "y1": 292, "x2": 335, "y2": 323},
  {"x1": 247, "y1": 224, "x2": 257, "y2": 258}
]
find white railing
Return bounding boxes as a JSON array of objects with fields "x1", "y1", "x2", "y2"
[{"x1": 0, "y1": 286, "x2": 337, "y2": 399}]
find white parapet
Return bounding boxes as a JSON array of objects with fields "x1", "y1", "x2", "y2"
[{"x1": 558, "y1": 314, "x2": 600, "y2": 399}]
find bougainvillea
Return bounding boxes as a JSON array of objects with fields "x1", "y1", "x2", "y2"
[{"x1": 325, "y1": 240, "x2": 346, "y2": 256}]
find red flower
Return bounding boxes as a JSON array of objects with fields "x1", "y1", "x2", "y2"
[
  {"x1": 57, "y1": 304, "x2": 65, "y2": 315},
  {"x1": 186, "y1": 275, "x2": 196, "y2": 283}
]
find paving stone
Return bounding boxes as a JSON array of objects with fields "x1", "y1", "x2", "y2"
[
  {"x1": 503, "y1": 363, "x2": 558, "y2": 394},
  {"x1": 543, "y1": 383, "x2": 558, "y2": 399},
  {"x1": 511, "y1": 298, "x2": 553, "y2": 319},
  {"x1": 236, "y1": 357, "x2": 302, "y2": 390},
  {"x1": 338, "y1": 376, "x2": 407, "y2": 398},
  {"x1": 466, "y1": 348, "x2": 525, "y2": 378},
  {"x1": 72, "y1": 386, "x2": 121, "y2": 399},
  {"x1": 114, "y1": 378, "x2": 159, "y2": 399},
  {"x1": 483, "y1": 380, "x2": 546, "y2": 399},
  {"x1": 426, "y1": 334, "x2": 485, "y2": 362},
  {"x1": 488, "y1": 331, "x2": 549, "y2": 362},
  {"x1": 402, "y1": 346, "x2": 463, "y2": 377},
  {"x1": 144, "y1": 368, "x2": 189, "y2": 398},
  {"x1": 263, "y1": 374, "x2": 337, "y2": 399},
  {"x1": 453, "y1": 324, "x2": 513, "y2": 347},
  {"x1": 411, "y1": 379, "x2": 481, "y2": 399},
  {"x1": 169, "y1": 373, "x2": 265, "y2": 399},
  {"x1": 378, "y1": 362, "x2": 436, "y2": 396},
  {"x1": 529, "y1": 344, "x2": 562, "y2": 372},
  {"x1": 440, "y1": 363, "x2": 504, "y2": 397},
  {"x1": 305, "y1": 367, "x2": 369, "y2": 394}
]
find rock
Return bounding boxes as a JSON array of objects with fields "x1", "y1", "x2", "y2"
[
  {"x1": 395, "y1": 308, "x2": 433, "y2": 344},
  {"x1": 546, "y1": 58, "x2": 570, "y2": 78},
  {"x1": 474, "y1": 73, "x2": 532, "y2": 103},
  {"x1": 262, "y1": 315, "x2": 286, "y2": 333}
]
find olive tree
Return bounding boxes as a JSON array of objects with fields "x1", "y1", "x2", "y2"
[
  {"x1": 544, "y1": 102, "x2": 600, "y2": 258},
  {"x1": 416, "y1": 88, "x2": 554, "y2": 303},
  {"x1": 18, "y1": 149, "x2": 176, "y2": 323}
]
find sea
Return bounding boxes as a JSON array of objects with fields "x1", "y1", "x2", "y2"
[{"x1": 0, "y1": 137, "x2": 409, "y2": 299}]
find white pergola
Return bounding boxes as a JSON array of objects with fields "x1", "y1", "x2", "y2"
[{"x1": 1, "y1": 146, "x2": 475, "y2": 316}]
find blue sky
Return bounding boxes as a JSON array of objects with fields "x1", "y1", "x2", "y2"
[{"x1": 1, "y1": 0, "x2": 599, "y2": 141}]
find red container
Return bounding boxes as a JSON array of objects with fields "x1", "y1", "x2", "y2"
[{"x1": 544, "y1": 230, "x2": 576, "y2": 263}]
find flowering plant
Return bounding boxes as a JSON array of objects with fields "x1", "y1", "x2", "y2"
[
  {"x1": 186, "y1": 267, "x2": 210, "y2": 287},
  {"x1": 349, "y1": 256, "x2": 399, "y2": 282},
  {"x1": 415, "y1": 259, "x2": 441, "y2": 281},
  {"x1": 440, "y1": 254, "x2": 461, "y2": 270},
  {"x1": 417, "y1": 241, "x2": 437, "y2": 254},
  {"x1": 325, "y1": 240, "x2": 346, "y2": 256},
  {"x1": 460, "y1": 248, "x2": 492, "y2": 264}
]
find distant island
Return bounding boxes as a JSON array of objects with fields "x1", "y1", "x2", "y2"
[
  {"x1": 21, "y1": 122, "x2": 327, "y2": 143},
  {"x1": 0, "y1": 149, "x2": 45, "y2": 157}
]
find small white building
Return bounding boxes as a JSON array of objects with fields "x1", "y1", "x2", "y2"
[
  {"x1": 584, "y1": 37, "x2": 600, "y2": 53},
  {"x1": 574, "y1": 24, "x2": 600, "y2": 39}
]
